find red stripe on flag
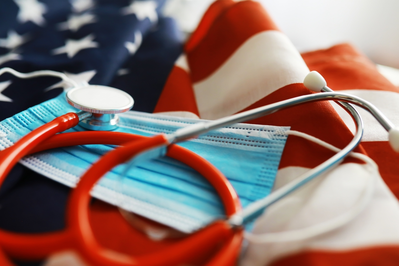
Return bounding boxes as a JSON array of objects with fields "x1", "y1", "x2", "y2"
[
  {"x1": 185, "y1": 0, "x2": 235, "y2": 53},
  {"x1": 362, "y1": 142, "x2": 399, "y2": 199},
  {"x1": 270, "y1": 246, "x2": 399, "y2": 266},
  {"x1": 186, "y1": 0, "x2": 279, "y2": 83},
  {"x1": 242, "y1": 83, "x2": 365, "y2": 169},
  {"x1": 302, "y1": 43, "x2": 399, "y2": 93},
  {"x1": 154, "y1": 66, "x2": 199, "y2": 116}
]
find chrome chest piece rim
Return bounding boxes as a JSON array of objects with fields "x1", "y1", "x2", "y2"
[{"x1": 66, "y1": 85, "x2": 134, "y2": 131}]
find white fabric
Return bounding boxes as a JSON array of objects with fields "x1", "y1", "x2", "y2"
[
  {"x1": 257, "y1": 0, "x2": 399, "y2": 68},
  {"x1": 175, "y1": 53, "x2": 190, "y2": 72},
  {"x1": 377, "y1": 64, "x2": 399, "y2": 86}
]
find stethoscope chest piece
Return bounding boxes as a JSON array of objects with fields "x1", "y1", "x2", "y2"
[{"x1": 66, "y1": 85, "x2": 134, "y2": 131}]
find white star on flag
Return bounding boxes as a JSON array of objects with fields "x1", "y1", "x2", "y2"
[
  {"x1": 124, "y1": 31, "x2": 142, "y2": 55},
  {"x1": 0, "y1": 31, "x2": 29, "y2": 50},
  {"x1": 14, "y1": 0, "x2": 47, "y2": 26},
  {"x1": 117, "y1": 68, "x2": 129, "y2": 76},
  {"x1": 52, "y1": 34, "x2": 99, "y2": 58},
  {"x1": 70, "y1": 0, "x2": 95, "y2": 13},
  {"x1": 58, "y1": 13, "x2": 97, "y2": 32},
  {"x1": 46, "y1": 70, "x2": 97, "y2": 91},
  {"x1": 0, "y1": 52, "x2": 21, "y2": 66},
  {"x1": 122, "y1": 1, "x2": 158, "y2": 23},
  {"x1": 0, "y1": 81, "x2": 12, "y2": 102}
]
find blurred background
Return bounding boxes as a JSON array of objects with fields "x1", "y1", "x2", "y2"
[{"x1": 163, "y1": 0, "x2": 399, "y2": 69}]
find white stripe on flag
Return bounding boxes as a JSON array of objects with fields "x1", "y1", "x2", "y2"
[
  {"x1": 193, "y1": 30, "x2": 309, "y2": 119},
  {"x1": 175, "y1": 54, "x2": 190, "y2": 72},
  {"x1": 377, "y1": 64, "x2": 399, "y2": 86}
]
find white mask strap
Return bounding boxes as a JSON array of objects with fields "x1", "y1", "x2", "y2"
[{"x1": 0, "y1": 67, "x2": 78, "y2": 88}]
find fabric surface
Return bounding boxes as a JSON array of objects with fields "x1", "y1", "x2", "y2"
[{"x1": 1, "y1": 0, "x2": 399, "y2": 265}]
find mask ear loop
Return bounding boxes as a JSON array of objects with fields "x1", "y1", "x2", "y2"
[
  {"x1": 0, "y1": 67, "x2": 78, "y2": 88},
  {"x1": 243, "y1": 129, "x2": 377, "y2": 243}
]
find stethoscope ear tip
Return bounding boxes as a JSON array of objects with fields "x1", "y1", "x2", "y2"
[
  {"x1": 389, "y1": 128, "x2": 399, "y2": 153},
  {"x1": 304, "y1": 71, "x2": 327, "y2": 92}
]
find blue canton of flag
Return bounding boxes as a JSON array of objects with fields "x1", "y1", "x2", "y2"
[
  {"x1": 0, "y1": 0, "x2": 183, "y2": 120},
  {"x1": 0, "y1": 1, "x2": 183, "y2": 262}
]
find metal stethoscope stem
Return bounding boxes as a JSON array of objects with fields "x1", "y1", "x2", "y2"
[{"x1": 169, "y1": 89, "x2": 391, "y2": 143}]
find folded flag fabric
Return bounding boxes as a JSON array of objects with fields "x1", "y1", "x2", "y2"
[{"x1": 1, "y1": 0, "x2": 399, "y2": 265}]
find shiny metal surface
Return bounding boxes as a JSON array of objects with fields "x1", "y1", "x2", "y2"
[
  {"x1": 66, "y1": 85, "x2": 134, "y2": 114},
  {"x1": 169, "y1": 91, "x2": 393, "y2": 143},
  {"x1": 79, "y1": 113, "x2": 119, "y2": 131},
  {"x1": 67, "y1": 85, "x2": 134, "y2": 130}
]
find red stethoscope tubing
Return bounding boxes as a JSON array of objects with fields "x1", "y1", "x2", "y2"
[{"x1": 0, "y1": 113, "x2": 243, "y2": 265}]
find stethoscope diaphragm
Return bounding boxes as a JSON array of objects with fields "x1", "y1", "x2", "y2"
[{"x1": 66, "y1": 85, "x2": 134, "y2": 130}]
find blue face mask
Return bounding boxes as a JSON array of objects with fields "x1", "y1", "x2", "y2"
[{"x1": 0, "y1": 92, "x2": 289, "y2": 233}]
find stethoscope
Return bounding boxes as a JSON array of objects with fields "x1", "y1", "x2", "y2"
[{"x1": 0, "y1": 67, "x2": 397, "y2": 266}]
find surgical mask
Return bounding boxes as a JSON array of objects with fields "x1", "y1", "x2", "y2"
[{"x1": 0, "y1": 92, "x2": 289, "y2": 233}]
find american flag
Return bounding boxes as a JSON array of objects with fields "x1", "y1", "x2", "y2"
[{"x1": 1, "y1": 0, "x2": 399, "y2": 265}]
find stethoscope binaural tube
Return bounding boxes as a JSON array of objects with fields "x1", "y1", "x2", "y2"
[{"x1": 168, "y1": 88, "x2": 390, "y2": 145}]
